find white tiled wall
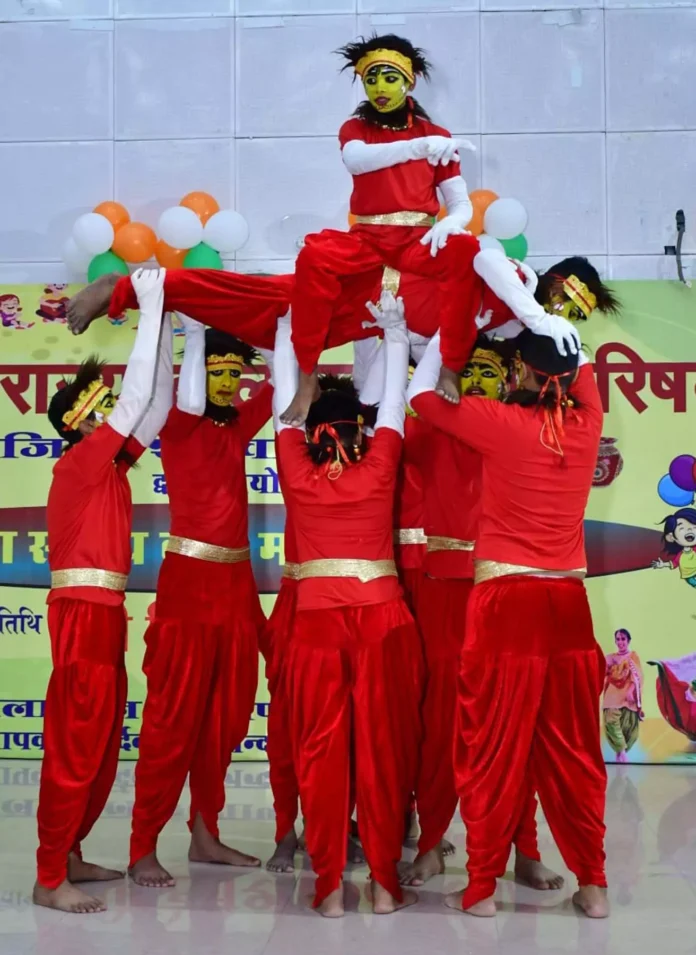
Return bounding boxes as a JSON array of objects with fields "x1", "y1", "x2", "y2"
[{"x1": 0, "y1": 0, "x2": 694, "y2": 283}]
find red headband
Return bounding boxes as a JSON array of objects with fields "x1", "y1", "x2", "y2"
[
  {"x1": 308, "y1": 419, "x2": 363, "y2": 480},
  {"x1": 528, "y1": 365, "x2": 576, "y2": 457}
]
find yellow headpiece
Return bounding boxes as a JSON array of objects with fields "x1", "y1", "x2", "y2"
[
  {"x1": 61, "y1": 378, "x2": 111, "y2": 431},
  {"x1": 205, "y1": 353, "x2": 245, "y2": 372},
  {"x1": 563, "y1": 275, "x2": 597, "y2": 320},
  {"x1": 467, "y1": 347, "x2": 508, "y2": 382},
  {"x1": 355, "y1": 49, "x2": 415, "y2": 85}
]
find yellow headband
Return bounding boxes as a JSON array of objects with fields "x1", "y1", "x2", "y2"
[
  {"x1": 62, "y1": 378, "x2": 111, "y2": 431},
  {"x1": 206, "y1": 352, "x2": 245, "y2": 372},
  {"x1": 355, "y1": 49, "x2": 414, "y2": 85},
  {"x1": 465, "y1": 348, "x2": 508, "y2": 382},
  {"x1": 563, "y1": 275, "x2": 597, "y2": 319}
]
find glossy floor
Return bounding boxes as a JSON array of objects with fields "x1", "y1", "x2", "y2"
[{"x1": 0, "y1": 761, "x2": 694, "y2": 955}]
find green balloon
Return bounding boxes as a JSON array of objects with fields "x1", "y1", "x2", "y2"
[
  {"x1": 183, "y1": 242, "x2": 223, "y2": 270},
  {"x1": 500, "y1": 234, "x2": 528, "y2": 261},
  {"x1": 87, "y1": 250, "x2": 129, "y2": 282}
]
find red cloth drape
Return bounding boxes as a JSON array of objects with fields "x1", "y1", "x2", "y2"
[
  {"x1": 455, "y1": 575, "x2": 607, "y2": 909},
  {"x1": 286, "y1": 598, "x2": 424, "y2": 907},
  {"x1": 36, "y1": 599, "x2": 127, "y2": 889}
]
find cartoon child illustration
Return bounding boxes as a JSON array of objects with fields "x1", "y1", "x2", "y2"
[
  {"x1": 0, "y1": 293, "x2": 33, "y2": 329},
  {"x1": 603, "y1": 628, "x2": 644, "y2": 763},
  {"x1": 653, "y1": 507, "x2": 696, "y2": 587},
  {"x1": 36, "y1": 283, "x2": 70, "y2": 323}
]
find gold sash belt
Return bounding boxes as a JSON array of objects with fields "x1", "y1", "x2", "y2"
[
  {"x1": 354, "y1": 212, "x2": 435, "y2": 228},
  {"x1": 395, "y1": 528, "x2": 427, "y2": 546},
  {"x1": 427, "y1": 536, "x2": 475, "y2": 553},
  {"x1": 50, "y1": 568, "x2": 128, "y2": 591},
  {"x1": 167, "y1": 536, "x2": 250, "y2": 564},
  {"x1": 474, "y1": 559, "x2": 587, "y2": 586},
  {"x1": 297, "y1": 559, "x2": 398, "y2": 584},
  {"x1": 283, "y1": 562, "x2": 300, "y2": 581}
]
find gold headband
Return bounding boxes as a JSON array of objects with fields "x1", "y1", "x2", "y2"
[
  {"x1": 563, "y1": 275, "x2": 596, "y2": 319},
  {"x1": 355, "y1": 49, "x2": 414, "y2": 85},
  {"x1": 206, "y1": 352, "x2": 244, "y2": 372},
  {"x1": 62, "y1": 378, "x2": 111, "y2": 431},
  {"x1": 465, "y1": 348, "x2": 508, "y2": 382}
]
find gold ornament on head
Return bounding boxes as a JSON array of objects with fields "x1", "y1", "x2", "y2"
[
  {"x1": 562, "y1": 275, "x2": 596, "y2": 320},
  {"x1": 61, "y1": 378, "x2": 111, "y2": 431},
  {"x1": 468, "y1": 347, "x2": 508, "y2": 382},
  {"x1": 355, "y1": 48, "x2": 414, "y2": 85},
  {"x1": 205, "y1": 352, "x2": 245, "y2": 372}
]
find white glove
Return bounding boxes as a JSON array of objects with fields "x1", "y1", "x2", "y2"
[
  {"x1": 420, "y1": 176, "x2": 473, "y2": 258},
  {"x1": 177, "y1": 310, "x2": 204, "y2": 335},
  {"x1": 529, "y1": 311, "x2": 582, "y2": 358},
  {"x1": 362, "y1": 290, "x2": 407, "y2": 337},
  {"x1": 420, "y1": 216, "x2": 468, "y2": 256},
  {"x1": 132, "y1": 267, "x2": 167, "y2": 309},
  {"x1": 408, "y1": 329, "x2": 431, "y2": 365},
  {"x1": 424, "y1": 136, "x2": 476, "y2": 167}
]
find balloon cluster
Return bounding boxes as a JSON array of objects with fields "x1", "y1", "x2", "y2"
[
  {"x1": 466, "y1": 190, "x2": 528, "y2": 259},
  {"x1": 63, "y1": 192, "x2": 249, "y2": 281},
  {"x1": 658, "y1": 455, "x2": 696, "y2": 507}
]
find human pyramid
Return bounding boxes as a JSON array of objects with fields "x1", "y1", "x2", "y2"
[{"x1": 34, "y1": 33, "x2": 619, "y2": 919}]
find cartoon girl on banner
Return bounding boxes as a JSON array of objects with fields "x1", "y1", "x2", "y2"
[
  {"x1": 0, "y1": 293, "x2": 33, "y2": 329},
  {"x1": 653, "y1": 457, "x2": 696, "y2": 587},
  {"x1": 603, "y1": 629, "x2": 644, "y2": 762},
  {"x1": 649, "y1": 652, "x2": 696, "y2": 742}
]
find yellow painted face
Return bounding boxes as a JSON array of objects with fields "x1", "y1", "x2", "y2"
[
  {"x1": 460, "y1": 348, "x2": 507, "y2": 401},
  {"x1": 544, "y1": 275, "x2": 596, "y2": 323},
  {"x1": 92, "y1": 390, "x2": 116, "y2": 424},
  {"x1": 546, "y1": 292, "x2": 589, "y2": 323},
  {"x1": 206, "y1": 356, "x2": 243, "y2": 407},
  {"x1": 363, "y1": 64, "x2": 410, "y2": 113}
]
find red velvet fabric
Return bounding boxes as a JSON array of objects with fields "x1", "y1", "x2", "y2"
[
  {"x1": 36, "y1": 599, "x2": 127, "y2": 889},
  {"x1": 286, "y1": 599, "x2": 424, "y2": 908},
  {"x1": 290, "y1": 226, "x2": 481, "y2": 374},
  {"x1": 398, "y1": 566, "x2": 425, "y2": 619},
  {"x1": 129, "y1": 553, "x2": 262, "y2": 865},
  {"x1": 455, "y1": 575, "x2": 607, "y2": 909}
]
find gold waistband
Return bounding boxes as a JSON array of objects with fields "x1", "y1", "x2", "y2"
[
  {"x1": 427, "y1": 536, "x2": 475, "y2": 553},
  {"x1": 474, "y1": 559, "x2": 587, "y2": 586},
  {"x1": 283, "y1": 562, "x2": 300, "y2": 580},
  {"x1": 167, "y1": 536, "x2": 250, "y2": 564},
  {"x1": 297, "y1": 559, "x2": 398, "y2": 584},
  {"x1": 354, "y1": 212, "x2": 435, "y2": 228},
  {"x1": 395, "y1": 528, "x2": 427, "y2": 546},
  {"x1": 50, "y1": 568, "x2": 128, "y2": 592}
]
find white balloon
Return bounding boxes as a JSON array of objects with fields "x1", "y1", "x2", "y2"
[
  {"x1": 72, "y1": 212, "x2": 114, "y2": 256},
  {"x1": 62, "y1": 236, "x2": 92, "y2": 274},
  {"x1": 477, "y1": 234, "x2": 505, "y2": 254},
  {"x1": 158, "y1": 206, "x2": 203, "y2": 250},
  {"x1": 203, "y1": 210, "x2": 249, "y2": 253},
  {"x1": 483, "y1": 198, "x2": 528, "y2": 241}
]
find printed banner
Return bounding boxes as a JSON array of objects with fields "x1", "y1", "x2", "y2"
[{"x1": 1, "y1": 281, "x2": 696, "y2": 763}]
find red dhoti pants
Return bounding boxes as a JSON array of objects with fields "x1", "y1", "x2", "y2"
[
  {"x1": 36, "y1": 598, "x2": 127, "y2": 889},
  {"x1": 130, "y1": 553, "x2": 262, "y2": 866},
  {"x1": 397, "y1": 565, "x2": 425, "y2": 619},
  {"x1": 456, "y1": 575, "x2": 608, "y2": 909},
  {"x1": 290, "y1": 226, "x2": 481, "y2": 374},
  {"x1": 259, "y1": 578, "x2": 300, "y2": 844},
  {"x1": 287, "y1": 598, "x2": 424, "y2": 907}
]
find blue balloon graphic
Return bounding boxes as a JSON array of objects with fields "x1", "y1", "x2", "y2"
[{"x1": 658, "y1": 474, "x2": 694, "y2": 507}]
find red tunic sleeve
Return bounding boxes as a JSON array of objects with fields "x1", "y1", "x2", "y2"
[
  {"x1": 410, "y1": 391, "x2": 515, "y2": 456},
  {"x1": 62, "y1": 422, "x2": 129, "y2": 484},
  {"x1": 236, "y1": 383, "x2": 273, "y2": 447},
  {"x1": 339, "y1": 117, "x2": 365, "y2": 147},
  {"x1": 161, "y1": 405, "x2": 203, "y2": 442}
]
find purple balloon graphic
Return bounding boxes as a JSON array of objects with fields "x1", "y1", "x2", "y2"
[{"x1": 669, "y1": 455, "x2": 696, "y2": 492}]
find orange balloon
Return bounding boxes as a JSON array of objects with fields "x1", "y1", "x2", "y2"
[
  {"x1": 180, "y1": 191, "x2": 220, "y2": 225},
  {"x1": 437, "y1": 205, "x2": 447, "y2": 222},
  {"x1": 466, "y1": 189, "x2": 499, "y2": 236},
  {"x1": 94, "y1": 200, "x2": 130, "y2": 232},
  {"x1": 112, "y1": 221, "x2": 157, "y2": 263},
  {"x1": 154, "y1": 239, "x2": 187, "y2": 269},
  {"x1": 348, "y1": 212, "x2": 357, "y2": 228}
]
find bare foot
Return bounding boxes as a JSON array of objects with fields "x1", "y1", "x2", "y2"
[
  {"x1": 189, "y1": 815, "x2": 261, "y2": 868},
  {"x1": 66, "y1": 273, "x2": 120, "y2": 336},
  {"x1": 315, "y1": 886, "x2": 345, "y2": 918},
  {"x1": 445, "y1": 890, "x2": 496, "y2": 917},
  {"x1": 573, "y1": 885, "x2": 610, "y2": 919},
  {"x1": 33, "y1": 879, "x2": 106, "y2": 914},
  {"x1": 435, "y1": 366, "x2": 461, "y2": 404},
  {"x1": 369, "y1": 881, "x2": 418, "y2": 915},
  {"x1": 403, "y1": 810, "x2": 419, "y2": 849},
  {"x1": 442, "y1": 839, "x2": 456, "y2": 858},
  {"x1": 266, "y1": 830, "x2": 298, "y2": 874},
  {"x1": 67, "y1": 853, "x2": 124, "y2": 884},
  {"x1": 514, "y1": 852, "x2": 564, "y2": 890},
  {"x1": 129, "y1": 852, "x2": 176, "y2": 888},
  {"x1": 280, "y1": 369, "x2": 318, "y2": 427},
  {"x1": 399, "y1": 845, "x2": 444, "y2": 886},
  {"x1": 347, "y1": 833, "x2": 365, "y2": 865}
]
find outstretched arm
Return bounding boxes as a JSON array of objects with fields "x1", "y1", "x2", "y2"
[
  {"x1": 271, "y1": 312, "x2": 300, "y2": 433},
  {"x1": 342, "y1": 135, "x2": 474, "y2": 176},
  {"x1": 354, "y1": 337, "x2": 386, "y2": 416},
  {"x1": 132, "y1": 312, "x2": 174, "y2": 450},
  {"x1": 363, "y1": 292, "x2": 409, "y2": 437},
  {"x1": 175, "y1": 313, "x2": 206, "y2": 417}
]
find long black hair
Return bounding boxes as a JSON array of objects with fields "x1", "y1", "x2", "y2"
[
  {"x1": 47, "y1": 355, "x2": 107, "y2": 448},
  {"x1": 305, "y1": 374, "x2": 375, "y2": 472},
  {"x1": 535, "y1": 256, "x2": 621, "y2": 316},
  {"x1": 505, "y1": 329, "x2": 581, "y2": 412}
]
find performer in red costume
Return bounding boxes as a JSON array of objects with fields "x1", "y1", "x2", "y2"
[
  {"x1": 271, "y1": 293, "x2": 423, "y2": 917},
  {"x1": 129, "y1": 317, "x2": 271, "y2": 887},
  {"x1": 35, "y1": 269, "x2": 173, "y2": 914},
  {"x1": 408, "y1": 328, "x2": 609, "y2": 919}
]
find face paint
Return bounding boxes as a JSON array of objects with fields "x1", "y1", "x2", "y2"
[
  {"x1": 92, "y1": 390, "x2": 116, "y2": 423},
  {"x1": 544, "y1": 274, "x2": 596, "y2": 323},
  {"x1": 62, "y1": 378, "x2": 114, "y2": 431},
  {"x1": 363, "y1": 64, "x2": 410, "y2": 113},
  {"x1": 545, "y1": 293, "x2": 589, "y2": 323},
  {"x1": 206, "y1": 353, "x2": 244, "y2": 407},
  {"x1": 460, "y1": 348, "x2": 507, "y2": 400}
]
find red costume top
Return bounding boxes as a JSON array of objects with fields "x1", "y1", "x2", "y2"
[
  {"x1": 160, "y1": 385, "x2": 273, "y2": 549},
  {"x1": 411, "y1": 364, "x2": 602, "y2": 570},
  {"x1": 393, "y1": 415, "x2": 427, "y2": 571},
  {"x1": 338, "y1": 117, "x2": 460, "y2": 218},
  {"x1": 279, "y1": 427, "x2": 402, "y2": 611},
  {"x1": 47, "y1": 424, "x2": 144, "y2": 607}
]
